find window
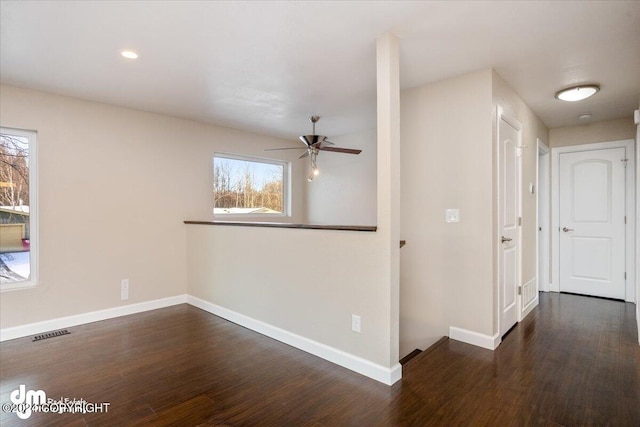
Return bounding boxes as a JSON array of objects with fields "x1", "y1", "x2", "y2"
[
  {"x1": 0, "y1": 128, "x2": 37, "y2": 290},
  {"x1": 213, "y1": 153, "x2": 288, "y2": 217}
]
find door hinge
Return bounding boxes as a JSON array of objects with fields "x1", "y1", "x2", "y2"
[
  {"x1": 624, "y1": 272, "x2": 627, "y2": 280},
  {"x1": 624, "y1": 216, "x2": 627, "y2": 224},
  {"x1": 518, "y1": 217, "x2": 522, "y2": 226},
  {"x1": 518, "y1": 286, "x2": 522, "y2": 296},
  {"x1": 622, "y1": 158, "x2": 628, "y2": 168}
]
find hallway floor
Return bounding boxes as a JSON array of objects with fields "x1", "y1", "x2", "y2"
[{"x1": 1, "y1": 292, "x2": 638, "y2": 426}]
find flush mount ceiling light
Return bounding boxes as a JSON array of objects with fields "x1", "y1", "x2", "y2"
[
  {"x1": 120, "y1": 50, "x2": 138, "y2": 59},
  {"x1": 554, "y1": 84, "x2": 600, "y2": 102}
]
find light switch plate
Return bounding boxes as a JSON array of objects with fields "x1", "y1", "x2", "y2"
[{"x1": 445, "y1": 208, "x2": 460, "y2": 223}]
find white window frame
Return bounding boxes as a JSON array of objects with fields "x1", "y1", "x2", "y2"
[
  {"x1": 1, "y1": 127, "x2": 38, "y2": 291},
  {"x1": 213, "y1": 152, "x2": 290, "y2": 219}
]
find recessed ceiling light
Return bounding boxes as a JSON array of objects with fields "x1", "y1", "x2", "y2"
[
  {"x1": 554, "y1": 84, "x2": 599, "y2": 102},
  {"x1": 578, "y1": 113, "x2": 592, "y2": 120},
  {"x1": 120, "y1": 50, "x2": 138, "y2": 59}
]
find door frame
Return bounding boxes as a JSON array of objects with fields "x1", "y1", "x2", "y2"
[
  {"x1": 496, "y1": 106, "x2": 523, "y2": 336},
  {"x1": 635, "y1": 112, "x2": 640, "y2": 343},
  {"x1": 551, "y1": 139, "x2": 636, "y2": 302},
  {"x1": 537, "y1": 139, "x2": 550, "y2": 293}
]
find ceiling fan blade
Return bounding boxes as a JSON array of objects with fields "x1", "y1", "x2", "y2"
[
  {"x1": 318, "y1": 146, "x2": 362, "y2": 155},
  {"x1": 322, "y1": 140, "x2": 336, "y2": 145},
  {"x1": 299, "y1": 151, "x2": 310, "y2": 159},
  {"x1": 264, "y1": 147, "x2": 307, "y2": 151}
]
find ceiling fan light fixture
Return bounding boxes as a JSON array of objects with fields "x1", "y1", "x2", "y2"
[
  {"x1": 554, "y1": 84, "x2": 599, "y2": 102},
  {"x1": 309, "y1": 150, "x2": 319, "y2": 181},
  {"x1": 308, "y1": 167, "x2": 319, "y2": 182}
]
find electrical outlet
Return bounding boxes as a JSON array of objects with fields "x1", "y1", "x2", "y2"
[
  {"x1": 445, "y1": 208, "x2": 460, "y2": 223},
  {"x1": 120, "y1": 279, "x2": 129, "y2": 300},
  {"x1": 351, "y1": 314, "x2": 361, "y2": 333}
]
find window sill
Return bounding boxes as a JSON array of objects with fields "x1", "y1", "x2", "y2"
[
  {"x1": 1, "y1": 281, "x2": 37, "y2": 292},
  {"x1": 184, "y1": 221, "x2": 377, "y2": 232}
]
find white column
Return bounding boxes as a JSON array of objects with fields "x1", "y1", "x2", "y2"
[{"x1": 376, "y1": 32, "x2": 401, "y2": 369}]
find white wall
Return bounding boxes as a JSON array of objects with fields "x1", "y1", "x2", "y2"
[
  {"x1": 549, "y1": 118, "x2": 636, "y2": 147},
  {"x1": 492, "y1": 71, "x2": 550, "y2": 323},
  {"x1": 399, "y1": 69, "x2": 549, "y2": 357},
  {"x1": 0, "y1": 84, "x2": 305, "y2": 329},
  {"x1": 306, "y1": 128, "x2": 377, "y2": 226},
  {"x1": 400, "y1": 69, "x2": 494, "y2": 356},
  {"x1": 186, "y1": 225, "x2": 393, "y2": 365}
]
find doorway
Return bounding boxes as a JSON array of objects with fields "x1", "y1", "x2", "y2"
[{"x1": 551, "y1": 140, "x2": 636, "y2": 302}]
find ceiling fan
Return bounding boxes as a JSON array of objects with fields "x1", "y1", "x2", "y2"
[{"x1": 265, "y1": 116, "x2": 362, "y2": 181}]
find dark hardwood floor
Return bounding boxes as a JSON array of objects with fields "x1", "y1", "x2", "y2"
[{"x1": 1, "y1": 292, "x2": 638, "y2": 426}]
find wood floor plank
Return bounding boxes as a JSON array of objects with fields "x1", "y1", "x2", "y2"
[
  {"x1": 1, "y1": 293, "x2": 638, "y2": 426},
  {"x1": 130, "y1": 394, "x2": 217, "y2": 427}
]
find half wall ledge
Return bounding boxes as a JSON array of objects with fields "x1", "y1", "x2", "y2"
[{"x1": 184, "y1": 221, "x2": 377, "y2": 232}]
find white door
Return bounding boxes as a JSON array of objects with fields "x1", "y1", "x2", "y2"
[
  {"x1": 559, "y1": 148, "x2": 626, "y2": 299},
  {"x1": 498, "y1": 113, "x2": 521, "y2": 336}
]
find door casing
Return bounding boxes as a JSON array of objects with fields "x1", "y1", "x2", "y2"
[
  {"x1": 551, "y1": 139, "x2": 636, "y2": 303},
  {"x1": 537, "y1": 139, "x2": 550, "y2": 293}
]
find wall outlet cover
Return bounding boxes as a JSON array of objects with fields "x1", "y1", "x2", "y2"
[
  {"x1": 351, "y1": 314, "x2": 361, "y2": 333},
  {"x1": 445, "y1": 208, "x2": 460, "y2": 223}
]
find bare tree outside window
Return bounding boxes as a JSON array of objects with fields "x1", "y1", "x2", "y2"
[
  {"x1": 213, "y1": 155, "x2": 286, "y2": 215},
  {"x1": 0, "y1": 134, "x2": 29, "y2": 209},
  {"x1": 0, "y1": 129, "x2": 36, "y2": 287}
]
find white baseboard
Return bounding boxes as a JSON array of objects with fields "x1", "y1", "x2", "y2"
[
  {"x1": 521, "y1": 295, "x2": 538, "y2": 320},
  {"x1": 187, "y1": 295, "x2": 402, "y2": 385},
  {"x1": 520, "y1": 277, "x2": 538, "y2": 320},
  {"x1": 449, "y1": 326, "x2": 501, "y2": 350},
  {"x1": 0, "y1": 294, "x2": 187, "y2": 342},
  {"x1": 521, "y1": 299, "x2": 538, "y2": 320}
]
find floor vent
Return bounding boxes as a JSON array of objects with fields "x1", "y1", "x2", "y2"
[{"x1": 32, "y1": 329, "x2": 70, "y2": 342}]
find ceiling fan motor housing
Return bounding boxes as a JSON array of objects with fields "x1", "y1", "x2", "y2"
[{"x1": 299, "y1": 135, "x2": 327, "y2": 147}]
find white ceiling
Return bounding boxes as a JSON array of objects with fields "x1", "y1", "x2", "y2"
[{"x1": 1, "y1": 1, "x2": 639, "y2": 140}]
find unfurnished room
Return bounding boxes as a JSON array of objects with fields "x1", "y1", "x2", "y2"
[{"x1": 0, "y1": 1, "x2": 639, "y2": 426}]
